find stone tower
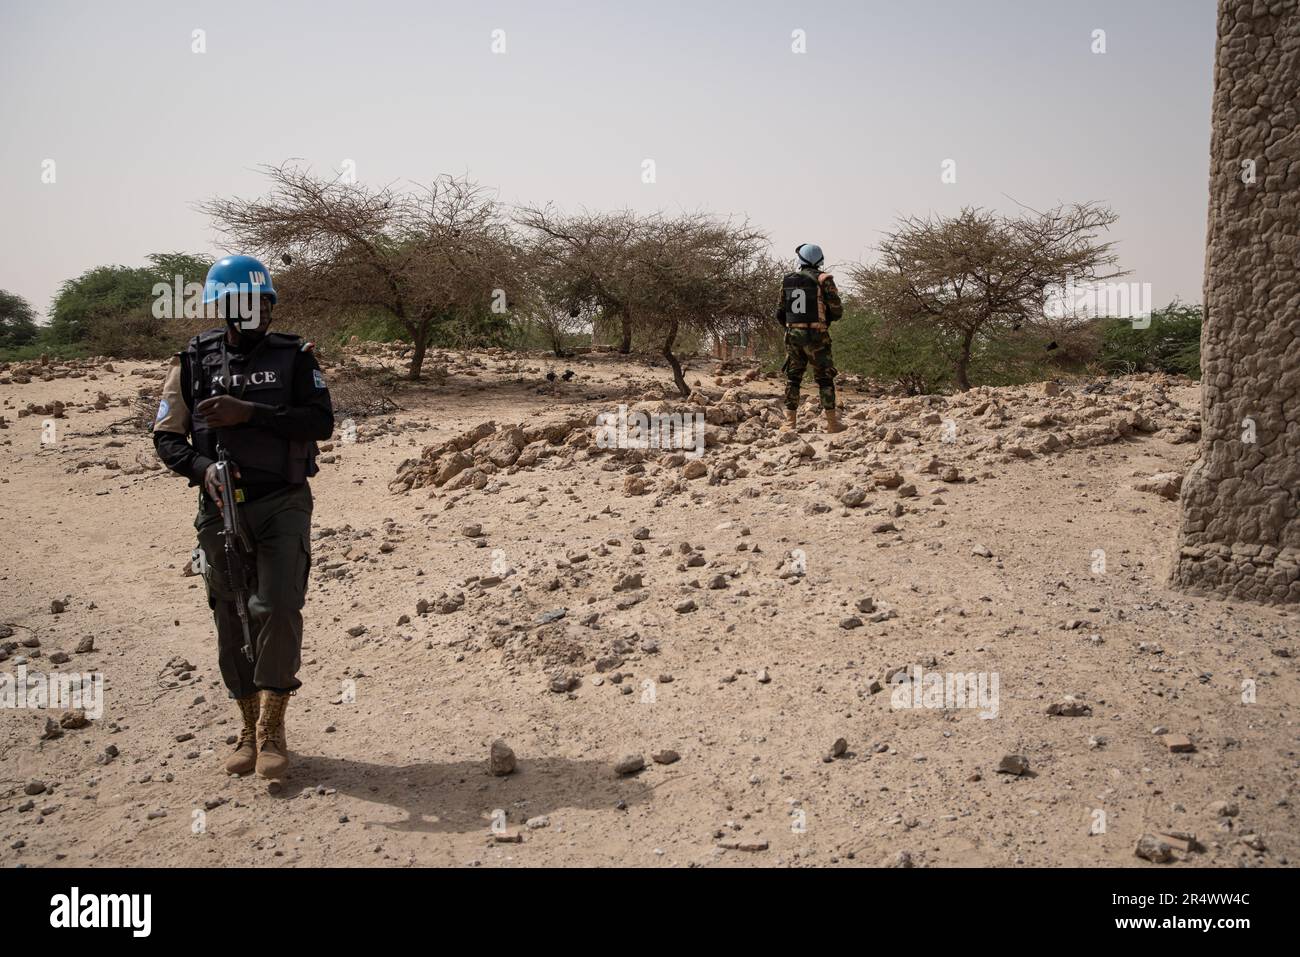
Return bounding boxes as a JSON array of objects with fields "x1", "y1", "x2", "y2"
[{"x1": 1171, "y1": 0, "x2": 1300, "y2": 603}]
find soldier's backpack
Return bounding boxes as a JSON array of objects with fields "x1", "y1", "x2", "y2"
[{"x1": 780, "y1": 271, "x2": 827, "y2": 325}]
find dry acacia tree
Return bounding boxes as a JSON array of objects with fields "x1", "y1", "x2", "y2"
[
  {"x1": 850, "y1": 203, "x2": 1122, "y2": 390},
  {"x1": 514, "y1": 205, "x2": 644, "y2": 353},
  {"x1": 627, "y1": 212, "x2": 776, "y2": 397},
  {"x1": 201, "y1": 164, "x2": 518, "y2": 379}
]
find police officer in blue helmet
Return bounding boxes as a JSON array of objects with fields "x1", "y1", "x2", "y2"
[{"x1": 153, "y1": 255, "x2": 334, "y2": 779}]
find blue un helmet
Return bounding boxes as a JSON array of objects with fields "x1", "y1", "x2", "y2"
[
  {"x1": 203, "y1": 255, "x2": 276, "y2": 332},
  {"x1": 795, "y1": 244, "x2": 824, "y2": 269},
  {"x1": 202, "y1": 255, "x2": 277, "y2": 305}
]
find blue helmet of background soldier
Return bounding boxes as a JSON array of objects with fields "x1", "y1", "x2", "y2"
[{"x1": 795, "y1": 244, "x2": 824, "y2": 269}]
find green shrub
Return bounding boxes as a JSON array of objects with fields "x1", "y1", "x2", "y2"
[
  {"x1": 46, "y1": 253, "x2": 211, "y2": 349},
  {"x1": 831, "y1": 308, "x2": 955, "y2": 394},
  {"x1": 85, "y1": 306, "x2": 187, "y2": 359},
  {"x1": 0, "y1": 341, "x2": 92, "y2": 363},
  {"x1": 332, "y1": 311, "x2": 411, "y2": 345},
  {"x1": 1099, "y1": 302, "x2": 1202, "y2": 378},
  {"x1": 0, "y1": 290, "x2": 40, "y2": 349}
]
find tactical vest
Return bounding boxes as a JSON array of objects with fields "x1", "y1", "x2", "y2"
[
  {"x1": 186, "y1": 329, "x2": 318, "y2": 485},
  {"x1": 781, "y1": 269, "x2": 827, "y2": 325}
]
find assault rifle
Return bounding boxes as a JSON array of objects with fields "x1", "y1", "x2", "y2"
[{"x1": 215, "y1": 445, "x2": 256, "y2": 663}]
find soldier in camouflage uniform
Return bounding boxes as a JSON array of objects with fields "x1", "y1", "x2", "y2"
[{"x1": 776, "y1": 243, "x2": 845, "y2": 433}]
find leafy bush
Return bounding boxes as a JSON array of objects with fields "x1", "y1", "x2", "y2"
[
  {"x1": 0, "y1": 342, "x2": 92, "y2": 363},
  {"x1": 330, "y1": 310, "x2": 412, "y2": 346},
  {"x1": 1099, "y1": 302, "x2": 1202, "y2": 378},
  {"x1": 46, "y1": 253, "x2": 211, "y2": 348},
  {"x1": 779, "y1": 305, "x2": 1113, "y2": 395},
  {"x1": 831, "y1": 308, "x2": 955, "y2": 394},
  {"x1": 84, "y1": 306, "x2": 187, "y2": 360},
  {"x1": 0, "y1": 290, "x2": 40, "y2": 349}
]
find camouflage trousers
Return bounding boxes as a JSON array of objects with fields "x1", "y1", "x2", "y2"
[{"x1": 782, "y1": 328, "x2": 837, "y2": 411}]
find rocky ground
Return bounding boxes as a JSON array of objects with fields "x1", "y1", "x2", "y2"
[{"x1": 0, "y1": 346, "x2": 1296, "y2": 868}]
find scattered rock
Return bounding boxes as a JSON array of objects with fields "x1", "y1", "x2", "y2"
[
  {"x1": 1158, "y1": 831, "x2": 1199, "y2": 854},
  {"x1": 1133, "y1": 472, "x2": 1183, "y2": 500},
  {"x1": 1240, "y1": 833, "x2": 1266, "y2": 852},
  {"x1": 548, "y1": 673, "x2": 580, "y2": 694},
  {"x1": 59, "y1": 709, "x2": 89, "y2": 730},
  {"x1": 1208, "y1": 800, "x2": 1239, "y2": 818},
  {"x1": 614, "y1": 754, "x2": 646, "y2": 776},
  {"x1": 489, "y1": 738, "x2": 516, "y2": 776},
  {"x1": 1134, "y1": 834, "x2": 1174, "y2": 863},
  {"x1": 718, "y1": 837, "x2": 769, "y2": 852},
  {"x1": 1046, "y1": 697, "x2": 1093, "y2": 717},
  {"x1": 997, "y1": 754, "x2": 1030, "y2": 776}
]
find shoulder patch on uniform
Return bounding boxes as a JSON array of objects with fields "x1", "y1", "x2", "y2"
[
  {"x1": 313, "y1": 369, "x2": 326, "y2": 390},
  {"x1": 156, "y1": 398, "x2": 170, "y2": 421}
]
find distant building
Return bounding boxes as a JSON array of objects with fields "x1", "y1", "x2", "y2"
[{"x1": 713, "y1": 331, "x2": 756, "y2": 360}]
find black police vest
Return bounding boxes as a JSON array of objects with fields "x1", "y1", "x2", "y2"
[{"x1": 187, "y1": 330, "x2": 317, "y2": 485}]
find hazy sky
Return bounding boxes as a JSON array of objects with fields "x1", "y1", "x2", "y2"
[{"x1": 1, "y1": 0, "x2": 1217, "y2": 319}]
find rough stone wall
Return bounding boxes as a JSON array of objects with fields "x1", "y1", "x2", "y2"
[{"x1": 1172, "y1": 0, "x2": 1300, "y2": 603}]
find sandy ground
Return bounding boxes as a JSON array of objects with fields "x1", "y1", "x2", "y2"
[{"x1": 0, "y1": 347, "x2": 1295, "y2": 868}]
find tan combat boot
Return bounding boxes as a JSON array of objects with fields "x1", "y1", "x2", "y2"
[
  {"x1": 824, "y1": 408, "x2": 846, "y2": 433},
  {"x1": 780, "y1": 409, "x2": 798, "y2": 431},
  {"x1": 255, "y1": 690, "x2": 292, "y2": 779},
  {"x1": 225, "y1": 695, "x2": 259, "y2": 775}
]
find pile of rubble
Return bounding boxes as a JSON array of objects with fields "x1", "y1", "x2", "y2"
[
  {"x1": 390, "y1": 373, "x2": 1198, "y2": 500},
  {"x1": 0, "y1": 355, "x2": 143, "y2": 385},
  {"x1": 390, "y1": 414, "x2": 592, "y2": 493}
]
